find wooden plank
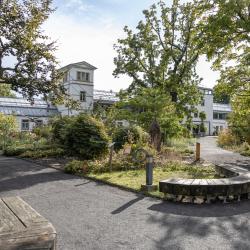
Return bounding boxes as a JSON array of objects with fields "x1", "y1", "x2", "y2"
[
  {"x1": 0, "y1": 197, "x2": 56, "y2": 250},
  {"x1": 0, "y1": 232, "x2": 56, "y2": 250},
  {"x1": 2, "y1": 197, "x2": 47, "y2": 227},
  {"x1": 0, "y1": 199, "x2": 24, "y2": 234},
  {"x1": 196, "y1": 143, "x2": 200, "y2": 161},
  {"x1": 0, "y1": 221, "x2": 56, "y2": 238}
]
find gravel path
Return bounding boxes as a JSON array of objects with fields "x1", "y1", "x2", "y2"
[
  {"x1": 198, "y1": 136, "x2": 250, "y2": 171},
  {"x1": 0, "y1": 154, "x2": 249, "y2": 250}
]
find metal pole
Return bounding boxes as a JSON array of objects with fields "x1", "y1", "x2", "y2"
[{"x1": 146, "y1": 155, "x2": 153, "y2": 186}]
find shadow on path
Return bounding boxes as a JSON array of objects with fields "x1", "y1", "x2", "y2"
[
  {"x1": 146, "y1": 209, "x2": 250, "y2": 250},
  {"x1": 148, "y1": 200, "x2": 250, "y2": 217},
  {"x1": 111, "y1": 196, "x2": 144, "y2": 214},
  {"x1": 0, "y1": 170, "x2": 82, "y2": 193}
]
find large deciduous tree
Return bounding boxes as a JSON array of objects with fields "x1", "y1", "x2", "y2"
[
  {"x1": 0, "y1": 0, "x2": 65, "y2": 100},
  {"x1": 0, "y1": 83, "x2": 16, "y2": 97},
  {"x1": 198, "y1": 0, "x2": 249, "y2": 93},
  {"x1": 113, "y1": 0, "x2": 203, "y2": 150},
  {"x1": 198, "y1": 0, "x2": 250, "y2": 142}
]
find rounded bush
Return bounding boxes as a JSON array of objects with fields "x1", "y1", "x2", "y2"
[
  {"x1": 33, "y1": 125, "x2": 52, "y2": 140},
  {"x1": 217, "y1": 129, "x2": 239, "y2": 147},
  {"x1": 51, "y1": 116, "x2": 72, "y2": 143},
  {"x1": 64, "y1": 160, "x2": 86, "y2": 174},
  {"x1": 53, "y1": 114, "x2": 110, "y2": 159},
  {"x1": 112, "y1": 125, "x2": 149, "y2": 151}
]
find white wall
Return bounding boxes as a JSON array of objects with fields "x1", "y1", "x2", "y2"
[
  {"x1": 16, "y1": 116, "x2": 49, "y2": 131},
  {"x1": 212, "y1": 120, "x2": 228, "y2": 134},
  {"x1": 58, "y1": 65, "x2": 94, "y2": 116},
  {"x1": 192, "y1": 93, "x2": 214, "y2": 135}
]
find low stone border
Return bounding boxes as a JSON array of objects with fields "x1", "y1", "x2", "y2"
[{"x1": 159, "y1": 164, "x2": 250, "y2": 203}]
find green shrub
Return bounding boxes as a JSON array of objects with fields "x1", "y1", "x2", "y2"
[
  {"x1": 4, "y1": 144, "x2": 55, "y2": 157},
  {"x1": 112, "y1": 125, "x2": 149, "y2": 151},
  {"x1": 0, "y1": 113, "x2": 18, "y2": 150},
  {"x1": 20, "y1": 147, "x2": 65, "y2": 159},
  {"x1": 217, "y1": 129, "x2": 239, "y2": 147},
  {"x1": 51, "y1": 116, "x2": 73, "y2": 144},
  {"x1": 237, "y1": 142, "x2": 250, "y2": 156},
  {"x1": 54, "y1": 114, "x2": 110, "y2": 159},
  {"x1": 33, "y1": 125, "x2": 52, "y2": 140},
  {"x1": 64, "y1": 160, "x2": 87, "y2": 174},
  {"x1": 4, "y1": 145, "x2": 32, "y2": 156},
  {"x1": 64, "y1": 150, "x2": 144, "y2": 175}
]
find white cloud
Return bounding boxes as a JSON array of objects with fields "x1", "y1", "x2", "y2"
[
  {"x1": 64, "y1": 0, "x2": 93, "y2": 12},
  {"x1": 196, "y1": 56, "x2": 220, "y2": 89},
  {"x1": 44, "y1": 11, "x2": 219, "y2": 93},
  {"x1": 44, "y1": 13, "x2": 131, "y2": 92}
]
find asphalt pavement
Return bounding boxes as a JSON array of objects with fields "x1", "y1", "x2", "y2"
[{"x1": 0, "y1": 137, "x2": 249, "y2": 250}]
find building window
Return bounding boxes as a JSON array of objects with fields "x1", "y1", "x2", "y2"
[
  {"x1": 77, "y1": 71, "x2": 90, "y2": 82},
  {"x1": 194, "y1": 112, "x2": 198, "y2": 118},
  {"x1": 219, "y1": 113, "x2": 227, "y2": 120},
  {"x1": 35, "y1": 120, "x2": 43, "y2": 127},
  {"x1": 80, "y1": 91, "x2": 86, "y2": 102},
  {"x1": 213, "y1": 112, "x2": 228, "y2": 120},
  {"x1": 21, "y1": 120, "x2": 29, "y2": 131},
  {"x1": 201, "y1": 99, "x2": 205, "y2": 106}
]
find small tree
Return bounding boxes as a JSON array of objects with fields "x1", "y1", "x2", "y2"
[
  {"x1": 229, "y1": 89, "x2": 250, "y2": 144},
  {"x1": 0, "y1": 113, "x2": 17, "y2": 150},
  {"x1": 199, "y1": 111, "x2": 206, "y2": 134}
]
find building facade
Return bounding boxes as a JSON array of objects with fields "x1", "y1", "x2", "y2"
[
  {"x1": 0, "y1": 97, "x2": 58, "y2": 131},
  {"x1": 0, "y1": 61, "x2": 231, "y2": 134},
  {"x1": 191, "y1": 87, "x2": 231, "y2": 135}
]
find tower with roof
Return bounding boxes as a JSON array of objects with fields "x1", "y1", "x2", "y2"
[{"x1": 57, "y1": 61, "x2": 97, "y2": 116}]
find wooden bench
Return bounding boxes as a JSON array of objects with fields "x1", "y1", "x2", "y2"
[
  {"x1": 159, "y1": 164, "x2": 250, "y2": 203},
  {"x1": 0, "y1": 196, "x2": 56, "y2": 250}
]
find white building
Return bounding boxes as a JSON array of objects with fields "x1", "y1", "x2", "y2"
[
  {"x1": 0, "y1": 97, "x2": 58, "y2": 131},
  {"x1": 0, "y1": 61, "x2": 231, "y2": 135},
  {"x1": 191, "y1": 87, "x2": 231, "y2": 135},
  {"x1": 58, "y1": 61, "x2": 97, "y2": 116}
]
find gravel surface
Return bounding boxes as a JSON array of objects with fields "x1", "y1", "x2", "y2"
[{"x1": 0, "y1": 137, "x2": 249, "y2": 250}]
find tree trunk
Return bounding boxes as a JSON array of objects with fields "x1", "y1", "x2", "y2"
[{"x1": 149, "y1": 119, "x2": 161, "y2": 152}]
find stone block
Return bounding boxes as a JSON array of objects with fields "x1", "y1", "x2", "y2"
[
  {"x1": 182, "y1": 196, "x2": 194, "y2": 203},
  {"x1": 193, "y1": 196, "x2": 205, "y2": 204}
]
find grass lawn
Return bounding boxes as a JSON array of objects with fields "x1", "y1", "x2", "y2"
[{"x1": 87, "y1": 164, "x2": 218, "y2": 198}]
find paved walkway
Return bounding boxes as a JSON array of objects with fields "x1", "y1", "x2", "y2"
[
  {"x1": 198, "y1": 136, "x2": 250, "y2": 171},
  {"x1": 0, "y1": 141, "x2": 250, "y2": 249}
]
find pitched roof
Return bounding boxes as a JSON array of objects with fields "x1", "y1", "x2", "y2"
[
  {"x1": 94, "y1": 90, "x2": 119, "y2": 104},
  {"x1": 59, "y1": 61, "x2": 97, "y2": 71},
  {"x1": 0, "y1": 97, "x2": 59, "y2": 117}
]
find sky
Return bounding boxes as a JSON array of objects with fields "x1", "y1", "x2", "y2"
[{"x1": 44, "y1": 0, "x2": 220, "y2": 92}]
